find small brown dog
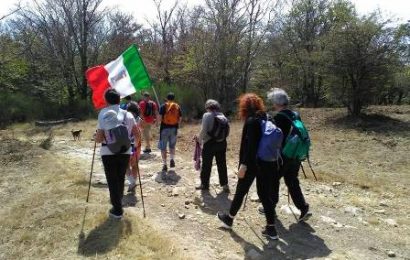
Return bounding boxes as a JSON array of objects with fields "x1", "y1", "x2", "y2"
[{"x1": 71, "y1": 129, "x2": 82, "y2": 141}]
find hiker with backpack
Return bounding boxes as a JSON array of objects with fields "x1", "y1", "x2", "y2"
[
  {"x1": 126, "y1": 101, "x2": 142, "y2": 193},
  {"x1": 95, "y1": 89, "x2": 138, "y2": 219},
  {"x1": 139, "y1": 92, "x2": 159, "y2": 154},
  {"x1": 217, "y1": 93, "x2": 281, "y2": 240},
  {"x1": 158, "y1": 92, "x2": 182, "y2": 175},
  {"x1": 259, "y1": 88, "x2": 312, "y2": 222},
  {"x1": 120, "y1": 95, "x2": 132, "y2": 110},
  {"x1": 195, "y1": 99, "x2": 230, "y2": 193}
]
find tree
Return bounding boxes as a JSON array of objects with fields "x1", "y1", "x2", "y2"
[
  {"x1": 16, "y1": 0, "x2": 106, "y2": 104},
  {"x1": 327, "y1": 2, "x2": 399, "y2": 115},
  {"x1": 280, "y1": 0, "x2": 331, "y2": 106},
  {"x1": 152, "y1": 0, "x2": 179, "y2": 84},
  {"x1": 241, "y1": 0, "x2": 273, "y2": 93}
]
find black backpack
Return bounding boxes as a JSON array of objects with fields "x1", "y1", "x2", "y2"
[
  {"x1": 208, "y1": 113, "x2": 230, "y2": 142},
  {"x1": 144, "y1": 101, "x2": 155, "y2": 117}
]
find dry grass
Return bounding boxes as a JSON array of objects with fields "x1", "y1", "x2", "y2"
[
  {"x1": 0, "y1": 136, "x2": 187, "y2": 260},
  {"x1": 300, "y1": 106, "x2": 410, "y2": 196}
]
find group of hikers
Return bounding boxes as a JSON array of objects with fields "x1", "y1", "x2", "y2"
[{"x1": 95, "y1": 87, "x2": 311, "y2": 240}]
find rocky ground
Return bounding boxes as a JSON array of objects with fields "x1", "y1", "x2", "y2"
[{"x1": 1, "y1": 106, "x2": 409, "y2": 259}]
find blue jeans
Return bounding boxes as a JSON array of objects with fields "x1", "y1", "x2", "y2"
[{"x1": 158, "y1": 128, "x2": 177, "y2": 151}]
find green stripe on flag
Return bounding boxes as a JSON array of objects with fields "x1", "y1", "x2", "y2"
[{"x1": 122, "y1": 45, "x2": 152, "y2": 90}]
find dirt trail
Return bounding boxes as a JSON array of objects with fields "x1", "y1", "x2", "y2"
[{"x1": 54, "y1": 133, "x2": 410, "y2": 260}]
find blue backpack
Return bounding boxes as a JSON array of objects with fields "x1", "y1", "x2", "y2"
[{"x1": 257, "y1": 119, "x2": 283, "y2": 162}]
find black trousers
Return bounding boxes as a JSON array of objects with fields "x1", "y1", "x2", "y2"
[
  {"x1": 272, "y1": 158, "x2": 308, "y2": 211},
  {"x1": 200, "y1": 140, "x2": 228, "y2": 188},
  {"x1": 101, "y1": 154, "x2": 130, "y2": 215},
  {"x1": 229, "y1": 161, "x2": 278, "y2": 225}
]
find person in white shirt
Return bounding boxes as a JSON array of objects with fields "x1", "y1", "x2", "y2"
[{"x1": 95, "y1": 89, "x2": 138, "y2": 219}]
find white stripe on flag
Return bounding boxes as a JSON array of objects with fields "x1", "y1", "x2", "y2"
[{"x1": 104, "y1": 55, "x2": 136, "y2": 97}]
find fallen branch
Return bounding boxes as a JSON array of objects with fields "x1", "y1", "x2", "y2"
[{"x1": 35, "y1": 118, "x2": 78, "y2": 127}]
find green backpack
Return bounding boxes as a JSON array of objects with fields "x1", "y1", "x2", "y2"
[{"x1": 278, "y1": 111, "x2": 311, "y2": 161}]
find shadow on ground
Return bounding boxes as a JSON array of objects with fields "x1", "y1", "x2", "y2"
[
  {"x1": 328, "y1": 113, "x2": 410, "y2": 134},
  {"x1": 199, "y1": 190, "x2": 232, "y2": 215},
  {"x1": 78, "y1": 218, "x2": 132, "y2": 256},
  {"x1": 122, "y1": 192, "x2": 138, "y2": 207},
  {"x1": 154, "y1": 170, "x2": 181, "y2": 185},
  {"x1": 225, "y1": 219, "x2": 331, "y2": 260}
]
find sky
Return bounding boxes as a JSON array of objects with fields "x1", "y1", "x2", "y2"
[{"x1": 1, "y1": 0, "x2": 409, "y2": 25}]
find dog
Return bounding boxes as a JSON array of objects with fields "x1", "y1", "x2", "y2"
[{"x1": 71, "y1": 129, "x2": 82, "y2": 141}]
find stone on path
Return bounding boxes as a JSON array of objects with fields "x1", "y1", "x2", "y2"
[
  {"x1": 178, "y1": 213, "x2": 186, "y2": 220},
  {"x1": 321, "y1": 215, "x2": 337, "y2": 224},
  {"x1": 384, "y1": 218, "x2": 398, "y2": 227},
  {"x1": 344, "y1": 206, "x2": 362, "y2": 216},
  {"x1": 280, "y1": 204, "x2": 300, "y2": 215},
  {"x1": 172, "y1": 187, "x2": 186, "y2": 196},
  {"x1": 332, "y1": 182, "x2": 342, "y2": 187},
  {"x1": 250, "y1": 193, "x2": 260, "y2": 202},
  {"x1": 387, "y1": 250, "x2": 396, "y2": 257},
  {"x1": 379, "y1": 201, "x2": 389, "y2": 207}
]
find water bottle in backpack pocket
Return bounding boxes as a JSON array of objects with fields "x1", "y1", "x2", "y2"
[{"x1": 257, "y1": 120, "x2": 283, "y2": 162}]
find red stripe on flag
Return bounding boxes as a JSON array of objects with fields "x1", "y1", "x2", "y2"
[{"x1": 86, "y1": 65, "x2": 111, "y2": 109}]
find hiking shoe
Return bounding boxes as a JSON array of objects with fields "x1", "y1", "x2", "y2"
[
  {"x1": 217, "y1": 212, "x2": 233, "y2": 229},
  {"x1": 222, "y1": 185, "x2": 230, "y2": 193},
  {"x1": 143, "y1": 148, "x2": 152, "y2": 154},
  {"x1": 262, "y1": 225, "x2": 279, "y2": 240},
  {"x1": 298, "y1": 205, "x2": 312, "y2": 222},
  {"x1": 109, "y1": 208, "x2": 123, "y2": 219},
  {"x1": 195, "y1": 184, "x2": 209, "y2": 191},
  {"x1": 127, "y1": 183, "x2": 137, "y2": 193},
  {"x1": 258, "y1": 205, "x2": 277, "y2": 218},
  {"x1": 170, "y1": 159, "x2": 175, "y2": 168}
]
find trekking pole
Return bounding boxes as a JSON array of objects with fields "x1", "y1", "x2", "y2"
[
  {"x1": 300, "y1": 164, "x2": 308, "y2": 179},
  {"x1": 307, "y1": 158, "x2": 318, "y2": 181},
  {"x1": 136, "y1": 162, "x2": 146, "y2": 218},
  {"x1": 86, "y1": 140, "x2": 97, "y2": 203},
  {"x1": 243, "y1": 192, "x2": 249, "y2": 210}
]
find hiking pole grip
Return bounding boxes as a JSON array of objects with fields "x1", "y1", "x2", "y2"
[
  {"x1": 136, "y1": 162, "x2": 146, "y2": 218},
  {"x1": 86, "y1": 140, "x2": 97, "y2": 203}
]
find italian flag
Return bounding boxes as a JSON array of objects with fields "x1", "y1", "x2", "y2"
[{"x1": 86, "y1": 44, "x2": 151, "y2": 109}]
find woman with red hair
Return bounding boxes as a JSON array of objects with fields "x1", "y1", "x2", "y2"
[{"x1": 217, "y1": 93, "x2": 279, "y2": 240}]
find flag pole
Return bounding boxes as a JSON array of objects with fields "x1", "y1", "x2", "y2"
[{"x1": 151, "y1": 85, "x2": 161, "y2": 106}]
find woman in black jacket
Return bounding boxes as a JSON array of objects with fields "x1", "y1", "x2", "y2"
[{"x1": 217, "y1": 93, "x2": 279, "y2": 240}]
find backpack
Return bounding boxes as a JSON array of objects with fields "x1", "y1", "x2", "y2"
[
  {"x1": 257, "y1": 119, "x2": 283, "y2": 162},
  {"x1": 144, "y1": 101, "x2": 155, "y2": 117},
  {"x1": 279, "y1": 111, "x2": 310, "y2": 161},
  {"x1": 163, "y1": 102, "x2": 180, "y2": 125},
  {"x1": 208, "y1": 113, "x2": 230, "y2": 142},
  {"x1": 105, "y1": 110, "x2": 132, "y2": 154}
]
